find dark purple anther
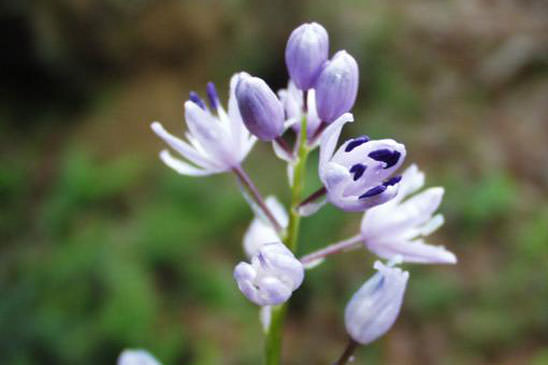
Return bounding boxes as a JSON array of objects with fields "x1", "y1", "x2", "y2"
[
  {"x1": 359, "y1": 185, "x2": 386, "y2": 199},
  {"x1": 345, "y1": 136, "x2": 370, "y2": 152},
  {"x1": 383, "y1": 175, "x2": 402, "y2": 186},
  {"x1": 368, "y1": 149, "x2": 401, "y2": 169},
  {"x1": 206, "y1": 82, "x2": 219, "y2": 110},
  {"x1": 189, "y1": 91, "x2": 206, "y2": 110},
  {"x1": 349, "y1": 163, "x2": 367, "y2": 181}
]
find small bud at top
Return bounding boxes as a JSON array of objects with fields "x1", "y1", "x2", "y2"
[
  {"x1": 285, "y1": 22, "x2": 329, "y2": 90},
  {"x1": 315, "y1": 50, "x2": 359, "y2": 123},
  {"x1": 235, "y1": 74, "x2": 285, "y2": 141}
]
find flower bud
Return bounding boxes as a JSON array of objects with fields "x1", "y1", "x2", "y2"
[
  {"x1": 315, "y1": 50, "x2": 359, "y2": 123},
  {"x1": 345, "y1": 261, "x2": 409, "y2": 345},
  {"x1": 118, "y1": 350, "x2": 160, "y2": 365},
  {"x1": 285, "y1": 22, "x2": 329, "y2": 90},
  {"x1": 236, "y1": 75, "x2": 285, "y2": 141},
  {"x1": 233, "y1": 242, "x2": 304, "y2": 306}
]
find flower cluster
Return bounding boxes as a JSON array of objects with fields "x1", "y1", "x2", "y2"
[{"x1": 146, "y1": 21, "x2": 457, "y2": 363}]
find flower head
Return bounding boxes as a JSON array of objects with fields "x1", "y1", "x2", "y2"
[
  {"x1": 151, "y1": 73, "x2": 256, "y2": 176},
  {"x1": 234, "y1": 242, "x2": 304, "y2": 306},
  {"x1": 278, "y1": 80, "x2": 321, "y2": 139},
  {"x1": 345, "y1": 260, "x2": 409, "y2": 345},
  {"x1": 285, "y1": 22, "x2": 329, "y2": 90},
  {"x1": 361, "y1": 164, "x2": 457, "y2": 264},
  {"x1": 319, "y1": 114, "x2": 406, "y2": 212},
  {"x1": 315, "y1": 50, "x2": 359, "y2": 123},
  {"x1": 118, "y1": 349, "x2": 160, "y2": 365},
  {"x1": 243, "y1": 196, "x2": 288, "y2": 258},
  {"x1": 236, "y1": 74, "x2": 285, "y2": 141}
]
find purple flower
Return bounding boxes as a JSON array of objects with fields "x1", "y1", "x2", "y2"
[
  {"x1": 361, "y1": 164, "x2": 457, "y2": 264},
  {"x1": 236, "y1": 74, "x2": 285, "y2": 141},
  {"x1": 345, "y1": 260, "x2": 409, "y2": 345},
  {"x1": 118, "y1": 350, "x2": 160, "y2": 365},
  {"x1": 285, "y1": 22, "x2": 329, "y2": 90},
  {"x1": 151, "y1": 73, "x2": 256, "y2": 176},
  {"x1": 319, "y1": 113, "x2": 406, "y2": 212},
  {"x1": 234, "y1": 242, "x2": 304, "y2": 306},
  {"x1": 315, "y1": 51, "x2": 359, "y2": 123}
]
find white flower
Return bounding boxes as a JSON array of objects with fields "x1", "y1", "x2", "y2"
[
  {"x1": 117, "y1": 349, "x2": 160, "y2": 365},
  {"x1": 243, "y1": 196, "x2": 288, "y2": 258},
  {"x1": 345, "y1": 260, "x2": 409, "y2": 345},
  {"x1": 151, "y1": 74, "x2": 256, "y2": 176},
  {"x1": 361, "y1": 164, "x2": 457, "y2": 264},
  {"x1": 233, "y1": 242, "x2": 304, "y2": 306},
  {"x1": 278, "y1": 80, "x2": 321, "y2": 139}
]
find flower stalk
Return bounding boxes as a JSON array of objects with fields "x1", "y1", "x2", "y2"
[{"x1": 264, "y1": 113, "x2": 309, "y2": 364}]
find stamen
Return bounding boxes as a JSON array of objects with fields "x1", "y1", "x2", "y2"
[
  {"x1": 368, "y1": 149, "x2": 401, "y2": 169},
  {"x1": 383, "y1": 175, "x2": 402, "y2": 186},
  {"x1": 349, "y1": 163, "x2": 367, "y2": 181},
  {"x1": 345, "y1": 136, "x2": 370, "y2": 152},
  {"x1": 359, "y1": 185, "x2": 386, "y2": 199},
  {"x1": 189, "y1": 91, "x2": 207, "y2": 110},
  {"x1": 206, "y1": 82, "x2": 219, "y2": 110}
]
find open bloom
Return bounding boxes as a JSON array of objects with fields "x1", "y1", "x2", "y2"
[
  {"x1": 361, "y1": 164, "x2": 457, "y2": 264},
  {"x1": 151, "y1": 73, "x2": 256, "y2": 176},
  {"x1": 118, "y1": 350, "x2": 160, "y2": 365},
  {"x1": 319, "y1": 113, "x2": 406, "y2": 212},
  {"x1": 278, "y1": 80, "x2": 321, "y2": 139},
  {"x1": 243, "y1": 196, "x2": 288, "y2": 258},
  {"x1": 234, "y1": 242, "x2": 304, "y2": 306},
  {"x1": 345, "y1": 260, "x2": 409, "y2": 345}
]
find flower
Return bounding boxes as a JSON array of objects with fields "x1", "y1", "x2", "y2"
[
  {"x1": 117, "y1": 349, "x2": 160, "y2": 365},
  {"x1": 285, "y1": 22, "x2": 329, "y2": 90},
  {"x1": 315, "y1": 50, "x2": 359, "y2": 123},
  {"x1": 234, "y1": 242, "x2": 304, "y2": 306},
  {"x1": 151, "y1": 73, "x2": 256, "y2": 176},
  {"x1": 278, "y1": 80, "x2": 321, "y2": 139},
  {"x1": 243, "y1": 196, "x2": 288, "y2": 258},
  {"x1": 236, "y1": 74, "x2": 285, "y2": 141},
  {"x1": 361, "y1": 164, "x2": 457, "y2": 264},
  {"x1": 319, "y1": 113, "x2": 406, "y2": 212},
  {"x1": 345, "y1": 260, "x2": 409, "y2": 345}
]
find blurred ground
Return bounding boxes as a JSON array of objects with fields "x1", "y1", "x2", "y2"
[{"x1": 1, "y1": 0, "x2": 548, "y2": 364}]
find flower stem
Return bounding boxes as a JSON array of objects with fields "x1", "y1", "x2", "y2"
[
  {"x1": 233, "y1": 165, "x2": 283, "y2": 233},
  {"x1": 300, "y1": 234, "x2": 363, "y2": 266},
  {"x1": 264, "y1": 114, "x2": 310, "y2": 365},
  {"x1": 334, "y1": 338, "x2": 359, "y2": 365}
]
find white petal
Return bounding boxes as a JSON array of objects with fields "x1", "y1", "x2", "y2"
[
  {"x1": 319, "y1": 113, "x2": 354, "y2": 175},
  {"x1": 151, "y1": 122, "x2": 216, "y2": 169},
  {"x1": 118, "y1": 349, "x2": 161, "y2": 365},
  {"x1": 366, "y1": 238, "x2": 457, "y2": 264},
  {"x1": 298, "y1": 197, "x2": 327, "y2": 217},
  {"x1": 272, "y1": 139, "x2": 295, "y2": 162},
  {"x1": 159, "y1": 150, "x2": 220, "y2": 176},
  {"x1": 395, "y1": 164, "x2": 425, "y2": 203}
]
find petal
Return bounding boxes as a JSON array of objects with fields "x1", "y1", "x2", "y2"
[
  {"x1": 319, "y1": 112, "x2": 354, "y2": 175},
  {"x1": 159, "y1": 150, "x2": 221, "y2": 176},
  {"x1": 265, "y1": 196, "x2": 289, "y2": 228},
  {"x1": 118, "y1": 350, "x2": 161, "y2": 365},
  {"x1": 366, "y1": 238, "x2": 457, "y2": 264},
  {"x1": 151, "y1": 122, "x2": 217, "y2": 169},
  {"x1": 395, "y1": 164, "x2": 425, "y2": 203}
]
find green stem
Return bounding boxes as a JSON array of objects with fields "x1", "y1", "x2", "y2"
[{"x1": 264, "y1": 114, "x2": 310, "y2": 365}]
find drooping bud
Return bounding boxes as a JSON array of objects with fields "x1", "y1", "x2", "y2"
[
  {"x1": 233, "y1": 242, "x2": 304, "y2": 306},
  {"x1": 315, "y1": 50, "x2": 359, "y2": 123},
  {"x1": 235, "y1": 74, "x2": 285, "y2": 141},
  {"x1": 285, "y1": 22, "x2": 329, "y2": 90},
  {"x1": 117, "y1": 349, "x2": 161, "y2": 365},
  {"x1": 345, "y1": 260, "x2": 409, "y2": 345}
]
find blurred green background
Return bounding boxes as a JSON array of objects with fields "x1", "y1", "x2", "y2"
[{"x1": 1, "y1": 0, "x2": 548, "y2": 364}]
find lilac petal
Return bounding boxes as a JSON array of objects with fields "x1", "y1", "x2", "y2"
[
  {"x1": 319, "y1": 112, "x2": 354, "y2": 174},
  {"x1": 159, "y1": 150, "x2": 219, "y2": 176},
  {"x1": 151, "y1": 122, "x2": 219, "y2": 170},
  {"x1": 366, "y1": 238, "x2": 457, "y2": 264},
  {"x1": 118, "y1": 350, "x2": 161, "y2": 365}
]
